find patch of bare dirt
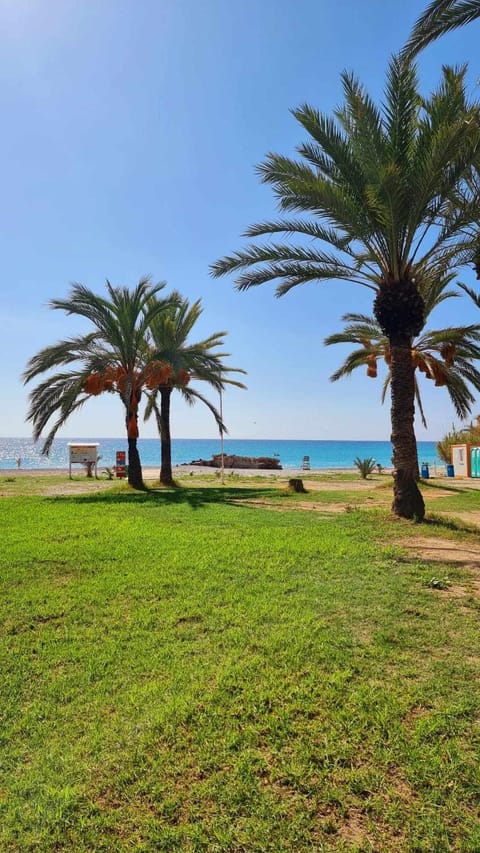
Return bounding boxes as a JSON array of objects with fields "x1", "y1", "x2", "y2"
[
  {"x1": 436, "y1": 510, "x2": 480, "y2": 527},
  {"x1": 234, "y1": 498, "x2": 346, "y2": 513},
  {"x1": 41, "y1": 481, "x2": 115, "y2": 496},
  {"x1": 401, "y1": 536, "x2": 480, "y2": 570},
  {"x1": 302, "y1": 480, "x2": 380, "y2": 491},
  {"x1": 338, "y1": 809, "x2": 372, "y2": 846},
  {"x1": 233, "y1": 498, "x2": 387, "y2": 514},
  {"x1": 403, "y1": 705, "x2": 432, "y2": 725},
  {"x1": 422, "y1": 488, "x2": 465, "y2": 499},
  {"x1": 401, "y1": 535, "x2": 480, "y2": 604}
]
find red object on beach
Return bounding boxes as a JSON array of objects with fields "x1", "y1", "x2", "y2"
[{"x1": 115, "y1": 451, "x2": 126, "y2": 478}]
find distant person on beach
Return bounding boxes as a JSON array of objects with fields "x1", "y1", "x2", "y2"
[{"x1": 16, "y1": 457, "x2": 22, "y2": 469}]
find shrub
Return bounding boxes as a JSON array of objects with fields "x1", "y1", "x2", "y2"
[
  {"x1": 437, "y1": 417, "x2": 480, "y2": 464},
  {"x1": 354, "y1": 457, "x2": 377, "y2": 479}
]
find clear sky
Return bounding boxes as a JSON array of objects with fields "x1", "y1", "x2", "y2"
[{"x1": 2, "y1": 0, "x2": 479, "y2": 442}]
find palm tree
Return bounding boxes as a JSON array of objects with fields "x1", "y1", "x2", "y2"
[
  {"x1": 143, "y1": 292, "x2": 246, "y2": 486},
  {"x1": 23, "y1": 277, "x2": 175, "y2": 489},
  {"x1": 404, "y1": 1, "x2": 480, "y2": 58},
  {"x1": 325, "y1": 313, "x2": 480, "y2": 429},
  {"x1": 211, "y1": 58, "x2": 480, "y2": 519}
]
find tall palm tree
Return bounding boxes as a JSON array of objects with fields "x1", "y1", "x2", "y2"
[
  {"x1": 144, "y1": 292, "x2": 246, "y2": 486},
  {"x1": 325, "y1": 313, "x2": 480, "y2": 429},
  {"x1": 23, "y1": 277, "x2": 175, "y2": 489},
  {"x1": 211, "y1": 58, "x2": 480, "y2": 519},
  {"x1": 404, "y1": 0, "x2": 480, "y2": 58}
]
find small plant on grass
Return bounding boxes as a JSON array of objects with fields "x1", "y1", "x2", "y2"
[
  {"x1": 424, "y1": 576, "x2": 450, "y2": 590},
  {"x1": 354, "y1": 457, "x2": 377, "y2": 479}
]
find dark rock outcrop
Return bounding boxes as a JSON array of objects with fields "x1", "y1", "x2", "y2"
[{"x1": 188, "y1": 454, "x2": 282, "y2": 470}]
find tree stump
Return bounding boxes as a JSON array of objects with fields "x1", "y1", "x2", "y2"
[{"x1": 288, "y1": 478, "x2": 306, "y2": 493}]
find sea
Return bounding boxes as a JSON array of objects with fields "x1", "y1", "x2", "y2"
[{"x1": 0, "y1": 437, "x2": 441, "y2": 471}]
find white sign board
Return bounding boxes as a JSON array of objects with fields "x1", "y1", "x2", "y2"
[
  {"x1": 68, "y1": 443, "x2": 99, "y2": 477},
  {"x1": 451, "y1": 444, "x2": 468, "y2": 477}
]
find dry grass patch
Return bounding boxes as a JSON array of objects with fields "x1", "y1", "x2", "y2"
[
  {"x1": 434, "y1": 509, "x2": 480, "y2": 528},
  {"x1": 303, "y1": 479, "x2": 385, "y2": 492},
  {"x1": 233, "y1": 497, "x2": 357, "y2": 514},
  {"x1": 400, "y1": 535, "x2": 480, "y2": 572},
  {"x1": 337, "y1": 808, "x2": 375, "y2": 848}
]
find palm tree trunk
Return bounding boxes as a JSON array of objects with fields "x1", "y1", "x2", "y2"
[
  {"x1": 159, "y1": 387, "x2": 174, "y2": 486},
  {"x1": 127, "y1": 438, "x2": 144, "y2": 489},
  {"x1": 124, "y1": 393, "x2": 144, "y2": 489},
  {"x1": 390, "y1": 339, "x2": 425, "y2": 520}
]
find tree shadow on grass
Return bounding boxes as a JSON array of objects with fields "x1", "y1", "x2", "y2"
[
  {"x1": 421, "y1": 480, "x2": 472, "y2": 495},
  {"x1": 424, "y1": 514, "x2": 479, "y2": 534},
  {"x1": 46, "y1": 484, "x2": 277, "y2": 510}
]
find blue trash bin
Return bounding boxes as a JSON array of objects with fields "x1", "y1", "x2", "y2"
[
  {"x1": 446, "y1": 463, "x2": 455, "y2": 478},
  {"x1": 421, "y1": 463, "x2": 429, "y2": 478}
]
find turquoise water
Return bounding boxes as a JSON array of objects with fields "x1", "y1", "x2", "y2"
[{"x1": 0, "y1": 436, "x2": 440, "y2": 471}]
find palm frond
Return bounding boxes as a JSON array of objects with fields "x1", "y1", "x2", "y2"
[
  {"x1": 381, "y1": 372, "x2": 391, "y2": 405},
  {"x1": 26, "y1": 371, "x2": 91, "y2": 452},
  {"x1": 404, "y1": 0, "x2": 480, "y2": 58},
  {"x1": 243, "y1": 219, "x2": 351, "y2": 251},
  {"x1": 327, "y1": 348, "x2": 378, "y2": 382},
  {"x1": 414, "y1": 376, "x2": 428, "y2": 428},
  {"x1": 440, "y1": 366, "x2": 477, "y2": 418},
  {"x1": 457, "y1": 281, "x2": 480, "y2": 308},
  {"x1": 23, "y1": 333, "x2": 100, "y2": 382},
  {"x1": 213, "y1": 250, "x2": 374, "y2": 294},
  {"x1": 178, "y1": 387, "x2": 226, "y2": 432}
]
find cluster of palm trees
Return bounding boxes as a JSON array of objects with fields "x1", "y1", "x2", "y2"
[
  {"x1": 212, "y1": 1, "x2": 480, "y2": 520},
  {"x1": 24, "y1": 1, "x2": 480, "y2": 519},
  {"x1": 23, "y1": 278, "x2": 245, "y2": 488}
]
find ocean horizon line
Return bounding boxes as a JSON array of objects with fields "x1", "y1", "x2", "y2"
[
  {"x1": 0, "y1": 435, "x2": 441, "y2": 443},
  {"x1": 1, "y1": 436, "x2": 441, "y2": 471}
]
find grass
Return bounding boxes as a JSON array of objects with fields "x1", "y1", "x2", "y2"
[
  {"x1": 1, "y1": 481, "x2": 480, "y2": 850},
  {"x1": 423, "y1": 488, "x2": 480, "y2": 513},
  {"x1": 0, "y1": 473, "x2": 121, "y2": 498}
]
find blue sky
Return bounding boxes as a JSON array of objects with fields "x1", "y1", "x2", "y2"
[{"x1": 2, "y1": 0, "x2": 479, "y2": 442}]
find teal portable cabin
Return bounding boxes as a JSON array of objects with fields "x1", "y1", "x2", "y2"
[{"x1": 472, "y1": 446, "x2": 480, "y2": 478}]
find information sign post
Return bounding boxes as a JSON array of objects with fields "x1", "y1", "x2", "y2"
[{"x1": 68, "y1": 443, "x2": 100, "y2": 478}]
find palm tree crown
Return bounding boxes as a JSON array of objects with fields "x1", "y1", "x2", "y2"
[
  {"x1": 23, "y1": 277, "x2": 175, "y2": 488},
  {"x1": 325, "y1": 313, "x2": 480, "y2": 427},
  {"x1": 212, "y1": 60, "x2": 479, "y2": 304}
]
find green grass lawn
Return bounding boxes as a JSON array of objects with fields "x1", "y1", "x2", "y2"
[{"x1": 1, "y1": 483, "x2": 480, "y2": 851}]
